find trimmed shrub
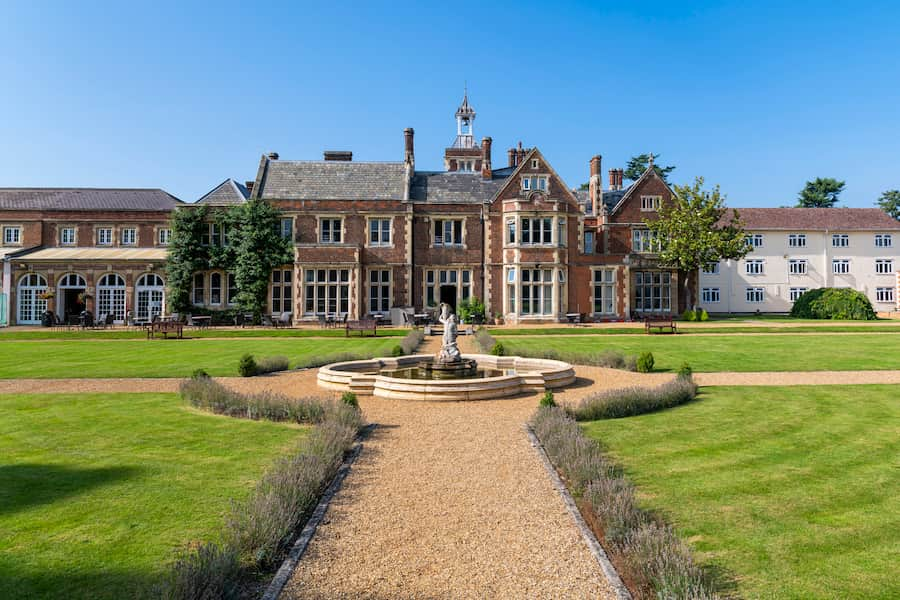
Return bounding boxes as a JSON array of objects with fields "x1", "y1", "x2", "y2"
[
  {"x1": 391, "y1": 344, "x2": 404, "y2": 357},
  {"x1": 255, "y1": 356, "x2": 289, "y2": 375},
  {"x1": 539, "y1": 390, "x2": 556, "y2": 408},
  {"x1": 180, "y1": 377, "x2": 331, "y2": 424},
  {"x1": 491, "y1": 341, "x2": 506, "y2": 356},
  {"x1": 399, "y1": 329, "x2": 425, "y2": 355},
  {"x1": 192, "y1": 368, "x2": 210, "y2": 380},
  {"x1": 677, "y1": 362, "x2": 693, "y2": 380},
  {"x1": 474, "y1": 328, "x2": 497, "y2": 353},
  {"x1": 238, "y1": 354, "x2": 257, "y2": 377},
  {"x1": 698, "y1": 308, "x2": 710, "y2": 321},
  {"x1": 636, "y1": 351, "x2": 655, "y2": 373},
  {"x1": 569, "y1": 377, "x2": 698, "y2": 421},
  {"x1": 790, "y1": 287, "x2": 876, "y2": 320},
  {"x1": 341, "y1": 391, "x2": 358, "y2": 408},
  {"x1": 155, "y1": 541, "x2": 241, "y2": 600},
  {"x1": 681, "y1": 309, "x2": 697, "y2": 321},
  {"x1": 531, "y1": 406, "x2": 718, "y2": 599}
]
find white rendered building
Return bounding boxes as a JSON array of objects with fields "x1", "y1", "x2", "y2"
[{"x1": 699, "y1": 208, "x2": 900, "y2": 314}]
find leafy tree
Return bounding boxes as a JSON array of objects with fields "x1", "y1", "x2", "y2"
[
  {"x1": 624, "y1": 153, "x2": 675, "y2": 182},
  {"x1": 797, "y1": 177, "x2": 845, "y2": 208},
  {"x1": 578, "y1": 182, "x2": 589, "y2": 190},
  {"x1": 646, "y1": 177, "x2": 749, "y2": 309},
  {"x1": 165, "y1": 205, "x2": 209, "y2": 312},
  {"x1": 233, "y1": 199, "x2": 293, "y2": 318},
  {"x1": 876, "y1": 189, "x2": 900, "y2": 220}
]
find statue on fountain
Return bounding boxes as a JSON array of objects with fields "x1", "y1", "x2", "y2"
[{"x1": 437, "y1": 302, "x2": 462, "y2": 363}]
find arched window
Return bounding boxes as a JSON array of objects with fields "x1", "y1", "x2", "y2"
[
  {"x1": 56, "y1": 273, "x2": 87, "y2": 321},
  {"x1": 97, "y1": 273, "x2": 126, "y2": 321},
  {"x1": 135, "y1": 273, "x2": 165, "y2": 320},
  {"x1": 17, "y1": 273, "x2": 48, "y2": 324}
]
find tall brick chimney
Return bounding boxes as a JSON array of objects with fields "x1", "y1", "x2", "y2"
[
  {"x1": 589, "y1": 155, "x2": 602, "y2": 214},
  {"x1": 608, "y1": 169, "x2": 616, "y2": 190},
  {"x1": 516, "y1": 141, "x2": 525, "y2": 167},
  {"x1": 617, "y1": 168, "x2": 624, "y2": 190},
  {"x1": 267, "y1": 152, "x2": 279, "y2": 160},
  {"x1": 508, "y1": 148, "x2": 516, "y2": 167},
  {"x1": 404, "y1": 127, "x2": 415, "y2": 169},
  {"x1": 245, "y1": 181, "x2": 254, "y2": 195},
  {"x1": 481, "y1": 136, "x2": 492, "y2": 179}
]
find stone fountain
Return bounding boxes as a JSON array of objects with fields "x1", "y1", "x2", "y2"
[{"x1": 424, "y1": 303, "x2": 477, "y2": 378}]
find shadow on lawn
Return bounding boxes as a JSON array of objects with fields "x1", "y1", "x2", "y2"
[
  {"x1": 0, "y1": 463, "x2": 142, "y2": 516},
  {"x1": 0, "y1": 561, "x2": 158, "y2": 600}
]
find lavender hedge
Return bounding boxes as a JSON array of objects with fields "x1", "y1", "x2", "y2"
[
  {"x1": 568, "y1": 377, "x2": 698, "y2": 421},
  {"x1": 531, "y1": 406, "x2": 718, "y2": 599}
]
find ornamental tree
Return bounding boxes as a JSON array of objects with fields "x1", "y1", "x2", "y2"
[
  {"x1": 625, "y1": 153, "x2": 675, "y2": 182},
  {"x1": 646, "y1": 177, "x2": 749, "y2": 309},
  {"x1": 876, "y1": 189, "x2": 900, "y2": 220},
  {"x1": 233, "y1": 199, "x2": 293, "y2": 318},
  {"x1": 797, "y1": 177, "x2": 845, "y2": 208}
]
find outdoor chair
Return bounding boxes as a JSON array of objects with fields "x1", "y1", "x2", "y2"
[
  {"x1": 317, "y1": 315, "x2": 327, "y2": 328},
  {"x1": 275, "y1": 312, "x2": 292, "y2": 327},
  {"x1": 105, "y1": 313, "x2": 115, "y2": 328}
]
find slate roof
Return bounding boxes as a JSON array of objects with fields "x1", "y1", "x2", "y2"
[
  {"x1": 737, "y1": 208, "x2": 900, "y2": 231},
  {"x1": 572, "y1": 188, "x2": 629, "y2": 213},
  {"x1": 196, "y1": 179, "x2": 249, "y2": 206},
  {"x1": 0, "y1": 188, "x2": 182, "y2": 211},
  {"x1": 257, "y1": 160, "x2": 408, "y2": 201},
  {"x1": 410, "y1": 172, "x2": 508, "y2": 203}
]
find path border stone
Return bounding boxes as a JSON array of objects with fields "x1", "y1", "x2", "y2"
[
  {"x1": 525, "y1": 424, "x2": 632, "y2": 600},
  {"x1": 262, "y1": 424, "x2": 374, "y2": 600}
]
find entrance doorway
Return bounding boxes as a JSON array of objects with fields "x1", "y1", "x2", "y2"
[
  {"x1": 57, "y1": 273, "x2": 87, "y2": 321},
  {"x1": 439, "y1": 285, "x2": 457, "y2": 310}
]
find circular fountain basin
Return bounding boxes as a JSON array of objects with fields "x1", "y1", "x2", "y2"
[{"x1": 317, "y1": 354, "x2": 576, "y2": 401}]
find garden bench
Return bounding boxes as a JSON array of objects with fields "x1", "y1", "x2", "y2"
[
  {"x1": 147, "y1": 320, "x2": 184, "y2": 339},
  {"x1": 644, "y1": 315, "x2": 677, "y2": 334},
  {"x1": 346, "y1": 319, "x2": 377, "y2": 337}
]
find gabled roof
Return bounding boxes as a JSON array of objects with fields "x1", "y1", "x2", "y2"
[
  {"x1": 573, "y1": 188, "x2": 630, "y2": 214},
  {"x1": 0, "y1": 188, "x2": 183, "y2": 211},
  {"x1": 489, "y1": 147, "x2": 579, "y2": 206},
  {"x1": 609, "y1": 166, "x2": 672, "y2": 215},
  {"x1": 737, "y1": 208, "x2": 900, "y2": 231},
  {"x1": 195, "y1": 179, "x2": 249, "y2": 206},
  {"x1": 254, "y1": 158, "x2": 408, "y2": 201},
  {"x1": 410, "y1": 171, "x2": 507, "y2": 203}
]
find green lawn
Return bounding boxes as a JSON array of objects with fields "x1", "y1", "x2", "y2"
[
  {"x1": 0, "y1": 337, "x2": 399, "y2": 378},
  {"x1": 0, "y1": 393, "x2": 305, "y2": 600},
  {"x1": 581, "y1": 385, "x2": 900, "y2": 600},
  {"x1": 498, "y1": 333, "x2": 900, "y2": 371}
]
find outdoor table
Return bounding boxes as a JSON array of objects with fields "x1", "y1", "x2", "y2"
[
  {"x1": 413, "y1": 313, "x2": 429, "y2": 327},
  {"x1": 566, "y1": 313, "x2": 581, "y2": 324},
  {"x1": 191, "y1": 316, "x2": 212, "y2": 329}
]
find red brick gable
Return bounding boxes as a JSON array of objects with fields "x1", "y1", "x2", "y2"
[
  {"x1": 490, "y1": 148, "x2": 579, "y2": 208},
  {"x1": 608, "y1": 167, "x2": 674, "y2": 224}
]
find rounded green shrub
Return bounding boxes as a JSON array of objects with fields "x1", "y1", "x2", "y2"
[
  {"x1": 539, "y1": 390, "x2": 556, "y2": 407},
  {"x1": 341, "y1": 391, "x2": 358, "y2": 408},
  {"x1": 491, "y1": 341, "x2": 506, "y2": 356},
  {"x1": 192, "y1": 368, "x2": 210, "y2": 379},
  {"x1": 681, "y1": 309, "x2": 696, "y2": 321},
  {"x1": 677, "y1": 362, "x2": 693, "y2": 379},
  {"x1": 698, "y1": 308, "x2": 709, "y2": 321},
  {"x1": 238, "y1": 354, "x2": 257, "y2": 377},
  {"x1": 636, "y1": 351, "x2": 655, "y2": 373},
  {"x1": 790, "y1": 287, "x2": 876, "y2": 320},
  {"x1": 391, "y1": 344, "x2": 404, "y2": 357}
]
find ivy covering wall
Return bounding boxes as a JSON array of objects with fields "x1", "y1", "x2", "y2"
[{"x1": 166, "y1": 201, "x2": 292, "y2": 317}]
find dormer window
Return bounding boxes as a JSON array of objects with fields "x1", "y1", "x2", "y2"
[
  {"x1": 522, "y1": 176, "x2": 548, "y2": 192},
  {"x1": 458, "y1": 160, "x2": 474, "y2": 172}
]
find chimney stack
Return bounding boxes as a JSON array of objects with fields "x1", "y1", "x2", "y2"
[
  {"x1": 323, "y1": 151, "x2": 353, "y2": 161},
  {"x1": 516, "y1": 141, "x2": 525, "y2": 166},
  {"x1": 617, "y1": 169, "x2": 624, "y2": 190},
  {"x1": 508, "y1": 148, "x2": 516, "y2": 167},
  {"x1": 245, "y1": 181, "x2": 254, "y2": 195},
  {"x1": 404, "y1": 128, "x2": 415, "y2": 169},
  {"x1": 608, "y1": 169, "x2": 616, "y2": 190},
  {"x1": 481, "y1": 136, "x2": 492, "y2": 179},
  {"x1": 267, "y1": 152, "x2": 279, "y2": 160},
  {"x1": 589, "y1": 155, "x2": 602, "y2": 214}
]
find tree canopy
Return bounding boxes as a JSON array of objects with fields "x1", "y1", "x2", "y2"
[
  {"x1": 233, "y1": 199, "x2": 293, "y2": 317},
  {"x1": 624, "y1": 153, "x2": 675, "y2": 182},
  {"x1": 876, "y1": 189, "x2": 900, "y2": 220},
  {"x1": 646, "y1": 177, "x2": 749, "y2": 308},
  {"x1": 797, "y1": 177, "x2": 845, "y2": 208}
]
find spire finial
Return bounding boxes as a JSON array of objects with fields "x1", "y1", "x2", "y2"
[{"x1": 648, "y1": 152, "x2": 655, "y2": 167}]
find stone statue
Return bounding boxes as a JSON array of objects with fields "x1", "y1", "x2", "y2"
[{"x1": 437, "y1": 302, "x2": 462, "y2": 363}]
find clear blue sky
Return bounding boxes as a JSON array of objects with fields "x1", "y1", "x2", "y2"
[{"x1": 1, "y1": 1, "x2": 898, "y2": 207}]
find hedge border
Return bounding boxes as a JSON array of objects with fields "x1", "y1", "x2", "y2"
[{"x1": 525, "y1": 425, "x2": 632, "y2": 600}]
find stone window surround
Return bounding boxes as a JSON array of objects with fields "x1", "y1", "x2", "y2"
[
  {"x1": 640, "y1": 195, "x2": 662, "y2": 212},
  {"x1": 428, "y1": 215, "x2": 468, "y2": 249},
  {"x1": 504, "y1": 213, "x2": 566, "y2": 248},
  {"x1": 365, "y1": 216, "x2": 394, "y2": 248},
  {"x1": 94, "y1": 225, "x2": 115, "y2": 246},
  {"x1": 317, "y1": 216, "x2": 346, "y2": 244},
  {"x1": 422, "y1": 266, "x2": 474, "y2": 309},
  {"x1": 366, "y1": 267, "x2": 392, "y2": 314},
  {"x1": 59, "y1": 224, "x2": 78, "y2": 246},
  {"x1": 2, "y1": 224, "x2": 23, "y2": 246},
  {"x1": 154, "y1": 226, "x2": 172, "y2": 246},
  {"x1": 300, "y1": 265, "x2": 356, "y2": 317},
  {"x1": 503, "y1": 264, "x2": 566, "y2": 318},
  {"x1": 590, "y1": 266, "x2": 617, "y2": 315},
  {"x1": 121, "y1": 226, "x2": 138, "y2": 246}
]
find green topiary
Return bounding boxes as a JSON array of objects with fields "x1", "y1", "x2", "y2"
[
  {"x1": 539, "y1": 390, "x2": 556, "y2": 407},
  {"x1": 636, "y1": 351, "x2": 655, "y2": 373},
  {"x1": 391, "y1": 345, "x2": 404, "y2": 357},
  {"x1": 341, "y1": 391, "x2": 358, "y2": 408},
  {"x1": 238, "y1": 354, "x2": 257, "y2": 377},
  {"x1": 681, "y1": 309, "x2": 696, "y2": 321},
  {"x1": 698, "y1": 308, "x2": 709, "y2": 321},
  {"x1": 491, "y1": 341, "x2": 506, "y2": 356},
  {"x1": 192, "y1": 368, "x2": 210, "y2": 379},
  {"x1": 790, "y1": 287, "x2": 876, "y2": 320},
  {"x1": 677, "y1": 362, "x2": 693, "y2": 379}
]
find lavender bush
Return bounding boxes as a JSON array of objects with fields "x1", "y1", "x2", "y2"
[{"x1": 569, "y1": 377, "x2": 698, "y2": 421}]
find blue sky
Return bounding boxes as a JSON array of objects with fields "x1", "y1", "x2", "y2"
[{"x1": 1, "y1": 1, "x2": 898, "y2": 207}]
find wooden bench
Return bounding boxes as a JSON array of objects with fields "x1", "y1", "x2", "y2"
[
  {"x1": 147, "y1": 320, "x2": 184, "y2": 339},
  {"x1": 346, "y1": 319, "x2": 377, "y2": 337},
  {"x1": 644, "y1": 316, "x2": 677, "y2": 334}
]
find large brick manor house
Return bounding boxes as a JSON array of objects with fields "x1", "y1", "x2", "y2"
[{"x1": 2, "y1": 94, "x2": 898, "y2": 325}]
